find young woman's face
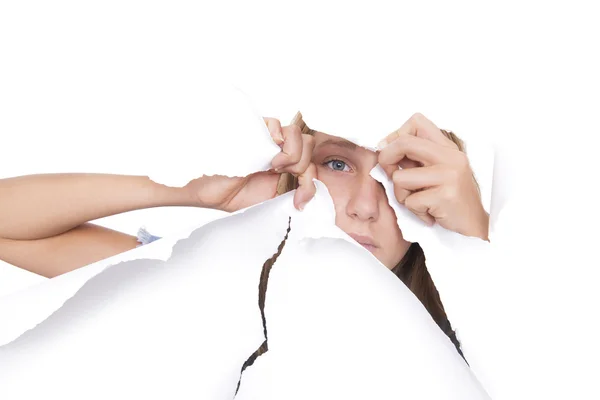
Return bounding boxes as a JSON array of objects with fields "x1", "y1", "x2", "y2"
[{"x1": 311, "y1": 131, "x2": 411, "y2": 269}]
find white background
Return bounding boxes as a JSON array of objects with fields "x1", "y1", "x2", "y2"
[{"x1": 1, "y1": 1, "x2": 599, "y2": 397}]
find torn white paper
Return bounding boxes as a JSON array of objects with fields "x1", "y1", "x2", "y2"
[
  {"x1": 0, "y1": 261, "x2": 46, "y2": 297},
  {"x1": 235, "y1": 189, "x2": 490, "y2": 399},
  {"x1": 369, "y1": 165, "x2": 490, "y2": 249},
  {"x1": 0, "y1": 182, "x2": 490, "y2": 400},
  {"x1": 0, "y1": 80, "x2": 497, "y2": 398},
  {"x1": 0, "y1": 190, "x2": 293, "y2": 399},
  {"x1": 0, "y1": 229, "x2": 182, "y2": 348}
]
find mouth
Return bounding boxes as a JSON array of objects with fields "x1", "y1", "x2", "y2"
[
  {"x1": 359, "y1": 243, "x2": 377, "y2": 252},
  {"x1": 348, "y1": 233, "x2": 378, "y2": 253}
]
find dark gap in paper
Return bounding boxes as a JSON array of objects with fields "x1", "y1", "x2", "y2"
[{"x1": 234, "y1": 217, "x2": 291, "y2": 396}]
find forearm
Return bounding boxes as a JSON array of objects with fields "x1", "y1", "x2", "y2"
[
  {"x1": 0, "y1": 223, "x2": 141, "y2": 278},
  {"x1": 0, "y1": 173, "x2": 195, "y2": 240}
]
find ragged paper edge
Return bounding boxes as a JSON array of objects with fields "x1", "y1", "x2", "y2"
[
  {"x1": 0, "y1": 95, "x2": 497, "y2": 345},
  {"x1": 0, "y1": 180, "x2": 359, "y2": 348},
  {"x1": 0, "y1": 231, "x2": 184, "y2": 347},
  {"x1": 369, "y1": 165, "x2": 491, "y2": 250},
  {"x1": 0, "y1": 88, "x2": 501, "y2": 395}
]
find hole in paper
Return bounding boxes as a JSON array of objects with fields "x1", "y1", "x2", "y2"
[{"x1": 234, "y1": 216, "x2": 291, "y2": 396}]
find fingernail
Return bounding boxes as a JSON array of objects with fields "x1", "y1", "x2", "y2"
[
  {"x1": 377, "y1": 139, "x2": 387, "y2": 150},
  {"x1": 269, "y1": 126, "x2": 284, "y2": 144},
  {"x1": 298, "y1": 201, "x2": 308, "y2": 211},
  {"x1": 273, "y1": 131, "x2": 284, "y2": 145}
]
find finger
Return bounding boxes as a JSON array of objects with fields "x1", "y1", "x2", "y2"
[
  {"x1": 404, "y1": 189, "x2": 438, "y2": 226},
  {"x1": 392, "y1": 165, "x2": 446, "y2": 192},
  {"x1": 378, "y1": 112, "x2": 456, "y2": 149},
  {"x1": 279, "y1": 134, "x2": 315, "y2": 175},
  {"x1": 393, "y1": 185, "x2": 411, "y2": 205},
  {"x1": 294, "y1": 162, "x2": 318, "y2": 211},
  {"x1": 379, "y1": 134, "x2": 450, "y2": 170},
  {"x1": 398, "y1": 158, "x2": 421, "y2": 169},
  {"x1": 379, "y1": 159, "x2": 421, "y2": 182},
  {"x1": 271, "y1": 124, "x2": 303, "y2": 169},
  {"x1": 263, "y1": 117, "x2": 284, "y2": 146}
]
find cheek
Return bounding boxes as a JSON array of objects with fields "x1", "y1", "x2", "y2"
[
  {"x1": 380, "y1": 204, "x2": 411, "y2": 267},
  {"x1": 315, "y1": 172, "x2": 351, "y2": 214}
]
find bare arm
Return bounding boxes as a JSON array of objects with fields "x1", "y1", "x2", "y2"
[{"x1": 0, "y1": 173, "x2": 196, "y2": 278}]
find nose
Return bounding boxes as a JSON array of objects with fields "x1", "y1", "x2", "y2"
[{"x1": 346, "y1": 175, "x2": 383, "y2": 222}]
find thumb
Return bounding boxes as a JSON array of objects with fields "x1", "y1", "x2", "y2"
[{"x1": 294, "y1": 163, "x2": 317, "y2": 211}]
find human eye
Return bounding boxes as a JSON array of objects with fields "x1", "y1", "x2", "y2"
[{"x1": 323, "y1": 158, "x2": 352, "y2": 172}]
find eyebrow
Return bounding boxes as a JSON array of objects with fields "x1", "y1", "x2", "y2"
[{"x1": 317, "y1": 138, "x2": 358, "y2": 151}]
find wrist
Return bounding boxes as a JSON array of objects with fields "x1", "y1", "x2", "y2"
[{"x1": 147, "y1": 177, "x2": 199, "y2": 208}]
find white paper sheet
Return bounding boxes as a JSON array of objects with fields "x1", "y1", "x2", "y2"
[
  {"x1": 0, "y1": 182, "x2": 491, "y2": 399},
  {"x1": 0, "y1": 190, "x2": 293, "y2": 399},
  {"x1": 0, "y1": 78, "x2": 497, "y2": 398},
  {"x1": 236, "y1": 199, "x2": 490, "y2": 399},
  {"x1": 0, "y1": 261, "x2": 46, "y2": 297}
]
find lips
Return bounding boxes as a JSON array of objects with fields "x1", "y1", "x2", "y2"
[{"x1": 348, "y1": 233, "x2": 378, "y2": 252}]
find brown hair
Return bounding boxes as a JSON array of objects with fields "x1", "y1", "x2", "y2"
[{"x1": 279, "y1": 112, "x2": 468, "y2": 360}]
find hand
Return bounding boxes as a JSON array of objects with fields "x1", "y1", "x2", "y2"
[
  {"x1": 185, "y1": 117, "x2": 317, "y2": 213},
  {"x1": 377, "y1": 113, "x2": 489, "y2": 240}
]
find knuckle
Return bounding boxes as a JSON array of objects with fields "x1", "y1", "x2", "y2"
[
  {"x1": 295, "y1": 160, "x2": 316, "y2": 177},
  {"x1": 396, "y1": 134, "x2": 412, "y2": 146},
  {"x1": 290, "y1": 151, "x2": 302, "y2": 164},
  {"x1": 286, "y1": 163, "x2": 304, "y2": 175},
  {"x1": 377, "y1": 150, "x2": 388, "y2": 165},
  {"x1": 303, "y1": 133, "x2": 316, "y2": 148},
  {"x1": 396, "y1": 189, "x2": 411, "y2": 204},
  {"x1": 285, "y1": 124, "x2": 302, "y2": 137},
  {"x1": 444, "y1": 167, "x2": 462, "y2": 184},
  {"x1": 411, "y1": 112, "x2": 426, "y2": 124},
  {"x1": 441, "y1": 185, "x2": 458, "y2": 201},
  {"x1": 453, "y1": 152, "x2": 470, "y2": 171},
  {"x1": 300, "y1": 165, "x2": 317, "y2": 181}
]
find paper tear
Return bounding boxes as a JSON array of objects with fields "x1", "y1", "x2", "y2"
[
  {"x1": 0, "y1": 189, "x2": 290, "y2": 349},
  {"x1": 0, "y1": 172, "x2": 496, "y2": 399},
  {"x1": 0, "y1": 189, "x2": 295, "y2": 399},
  {"x1": 0, "y1": 79, "x2": 498, "y2": 398},
  {"x1": 235, "y1": 193, "x2": 491, "y2": 400},
  {"x1": 235, "y1": 217, "x2": 291, "y2": 395}
]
